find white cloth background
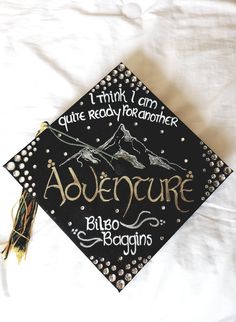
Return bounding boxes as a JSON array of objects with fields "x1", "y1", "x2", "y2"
[{"x1": 0, "y1": 0, "x2": 236, "y2": 321}]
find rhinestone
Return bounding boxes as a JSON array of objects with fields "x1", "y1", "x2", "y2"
[
  {"x1": 160, "y1": 236, "x2": 164, "y2": 241},
  {"x1": 207, "y1": 150, "x2": 212, "y2": 155},
  {"x1": 147, "y1": 255, "x2": 152, "y2": 260},
  {"x1": 202, "y1": 153, "x2": 206, "y2": 157},
  {"x1": 24, "y1": 157, "x2": 29, "y2": 162},
  {"x1": 98, "y1": 264, "x2": 103, "y2": 269},
  {"x1": 211, "y1": 174, "x2": 216, "y2": 179},
  {"x1": 14, "y1": 155, "x2": 21, "y2": 162},
  {"x1": 119, "y1": 73, "x2": 124, "y2": 79},
  {"x1": 95, "y1": 84, "x2": 100, "y2": 89},
  {"x1": 50, "y1": 209, "x2": 55, "y2": 214},
  {"x1": 27, "y1": 145, "x2": 32, "y2": 150},
  {"x1": 177, "y1": 218, "x2": 181, "y2": 222},
  {"x1": 31, "y1": 141, "x2": 36, "y2": 146},
  {"x1": 19, "y1": 163, "x2": 25, "y2": 169},
  {"x1": 90, "y1": 256, "x2": 94, "y2": 260},
  {"x1": 131, "y1": 267, "x2": 138, "y2": 274},
  {"x1": 209, "y1": 186, "x2": 214, "y2": 192},
  {"x1": 131, "y1": 76, "x2": 137, "y2": 82},
  {"x1": 103, "y1": 268, "x2": 109, "y2": 275},
  {"x1": 200, "y1": 141, "x2": 204, "y2": 145},
  {"x1": 201, "y1": 197, "x2": 205, "y2": 201},
  {"x1": 213, "y1": 180, "x2": 220, "y2": 187},
  {"x1": 224, "y1": 167, "x2": 231, "y2": 175},
  {"x1": 211, "y1": 154, "x2": 218, "y2": 160},
  {"x1": 106, "y1": 261, "x2": 110, "y2": 266},
  {"x1": 100, "y1": 80, "x2": 105, "y2": 85},
  {"x1": 118, "y1": 269, "x2": 124, "y2": 276},
  {"x1": 100, "y1": 257, "x2": 105, "y2": 262},
  {"x1": 6, "y1": 162, "x2": 15, "y2": 171},
  {"x1": 112, "y1": 69, "x2": 118, "y2": 76},
  {"x1": 93, "y1": 259, "x2": 98, "y2": 265},
  {"x1": 131, "y1": 260, "x2": 137, "y2": 265},
  {"x1": 209, "y1": 161, "x2": 214, "y2": 167},
  {"x1": 206, "y1": 158, "x2": 210, "y2": 162},
  {"x1": 106, "y1": 75, "x2": 111, "y2": 81},
  {"x1": 33, "y1": 148, "x2": 37, "y2": 152},
  {"x1": 117, "y1": 63, "x2": 125, "y2": 72},
  {"x1": 125, "y1": 264, "x2": 131, "y2": 270},
  {"x1": 146, "y1": 90, "x2": 149, "y2": 94},
  {"x1": 125, "y1": 70, "x2": 131, "y2": 77},
  {"x1": 130, "y1": 83, "x2": 134, "y2": 87},
  {"x1": 203, "y1": 145, "x2": 208, "y2": 150},
  {"x1": 28, "y1": 176, "x2": 32, "y2": 180},
  {"x1": 138, "y1": 257, "x2": 142, "y2": 261},
  {"x1": 113, "y1": 78, "x2": 117, "y2": 83},
  {"x1": 21, "y1": 150, "x2": 27, "y2": 156},
  {"x1": 205, "y1": 191, "x2": 210, "y2": 196},
  {"x1": 32, "y1": 192, "x2": 36, "y2": 197},
  {"x1": 205, "y1": 185, "x2": 209, "y2": 189},
  {"x1": 214, "y1": 167, "x2": 220, "y2": 173},
  {"x1": 19, "y1": 176, "x2": 25, "y2": 183},
  {"x1": 217, "y1": 160, "x2": 224, "y2": 167},
  {"x1": 24, "y1": 170, "x2": 29, "y2": 175},
  {"x1": 46, "y1": 149, "x2": 50, "y2": 153},
  {"x1": 143, "y1": 258, "x2": 148, "y2": 264},
  {"x1": 138, "y1": 263, "x2": 143, "y2": 269},
  {"x1": 13, "y1": 170, "x2": 20, "y2": 177},
  {"x1": 80, "y1": 205, "x2": 85, "y2": 210},
  {"x1": 125, "y1": 273, "x2": 132, "y2": 282},
  {"x1": 125, "y1": 78, "x2": 129, "y2": 83},
  {"x1": 24, "y1": 183, "x2": 29, "y2": 188},
  {"x1": 108, "y1": 274, "x2": 116, "y2": 282},
  {"x1": 219, "y1": 174, "x2": 226, "y2": 181},
  {"x1": 28, "y1": 188, "x2": 33, "y2": 193},
  {"x1": 111, "y1": 265, "x2": 116, "y2": 271},
  {"x1": 118, "y1": 256, "x2": 123, "y2": 261},
  {"x1": 116, "y1": 279, "x2": 125, "y2": 290},
  {"x1": 137, "y1": 81, "x2": 142, "y2": 87},
  {"x1": 108, "y1": 82, "x2": 112, "y2": 86},
  {"x1": 181, "y1": 138, "x2": 185, "y2": 142}
]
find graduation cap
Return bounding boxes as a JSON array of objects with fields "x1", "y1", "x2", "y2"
[{"x1": 3, "y1": 63, "x2": 233, "y2": 291}]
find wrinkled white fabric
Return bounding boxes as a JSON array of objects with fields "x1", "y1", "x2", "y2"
[{"x1": 0, "y1": 0, "x2": 236, "y2": 321}]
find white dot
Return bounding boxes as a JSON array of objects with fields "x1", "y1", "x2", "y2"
[
  {"x1": 6, "y1": 162, "x2": 15, "y2": 171},
  {"x1": 181, "y1": 138, "x2": 185, "y2": 142},
  {"x1": 19, "y1": 176, "x2": 25, "y2": 183},
  {"x1": 160, "y1": 236, "x2": 164, "y2": 241},
  {"x1": 143, "y1": 138, "x2": 147, "y2": 142},
  {"x1": 21, "y1": 150, "x2": 27, "y2": 156},
  {"x1": 27, "y1": 145, "x2": 32, "y2": 150},
  {"x1": 51, "y1": 210, "x2": 55, "y2": 214},
  {"x1": 19, "y1": 163, "x2": 25, "y2": 169},
  {"x1": 46, "y1": 149, "x2": 50, "y2": 153},
  {"x1": 184, "y1": 159, "x2": 188, "y2": 163},
  {"x1": 28, "y1": 176, "x2": 32, "y2": 180},
  {"x1": 24, "y1": 183, "x2": 29, "y2": 188},
  {"x1": 33, "y1": 165, "x2": 37, "y2": 169},
  {"x1": 24, "y1": 170, "x2": 29, "y2": 175},
  {"x1": 28, "y1": 187, "x2": 33, "y2": 192},
  {"x1": 108, "y1": 122, "x2": 112, "y2": 127},
  {"x1": 64, "y1": 152, "x2": 68, "y2": 156},
  {"x1": 24, "y1": 157, "x2": 29, "y2": 162},
  {"x1": 160, "y1": 130, "x2": 164, "y2": 134},
  {"x1": 13, "y1": 170, "x2": 20, "y2": 177},
  {"x1": 68, "y1": 221, "x2": 72, "y2": 226},
  {"x1": 31, "y1": 141, "x2": 36, "y2": 146},
  {"x1": 161, "y1": 106, "x2": 165, "y2": 110},
  {"x1": 32, "y1": 183, "x2": 36, "y2": 187},
  {"x1": 134, "y1": 122, "x2": 138, "y2": 126},
  {"x1": 80, "y1": 206, "x2": 85, "y2": 210},
  {"x1": 36, "y1": 137, "x2": 40, "y2": 141},
  {"x1": 32, "y1": 192, "x2": 36, "y2": 197},
  {"x1": 161, "y1": 150, "x2": 165, "y2": 154},
  {"x1": 96, "y1": 138, "x2": 100, "y2": 142},
  {"x1": 161, "y1": 206, "x2": 165, "y2": 210},
  {"x1": 14, "y1": 155, "x2": 21, "y2": 162},
  {"x1": 33, "y1": 148, "x2": 37, "y2": 152},
  {"x1": 29, "y1": 152, "x2": 33, "y2": 157},
  {"x1": 87, "y1": 126, "x2": 91, "y2": 130},
  {"x1": 115, "y1": 209, "x2": 119, "y2": 213},
  {"x1": 80, "y1": 101, "x2": 84, "y2": 106}
]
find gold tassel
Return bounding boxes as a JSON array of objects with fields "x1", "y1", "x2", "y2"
[{"x1": 2, "y1": 122, "x2": 48, "y2": 262}]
